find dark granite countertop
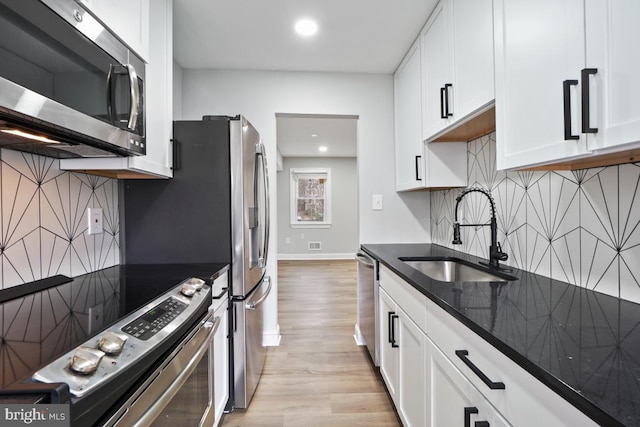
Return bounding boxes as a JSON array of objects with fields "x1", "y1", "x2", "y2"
[{"x1": 362, "y1": 243, "x2": 640, "y2": 427}]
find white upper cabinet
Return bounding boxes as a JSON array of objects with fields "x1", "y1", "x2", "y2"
[
  {"x1": 495, "y1": 0, "x2": 640, "y2": 170},
  {"x1": 395, "y1": 40, "x2": 425, "y2": 191},
  {"x1": 422, "y1": 0, "x2": 455, "y2": 139},
  {"x1": 585, "y1": 0, "x2": 640, "y2": 152},
  {"x1": 422, "y1": 0, "x2": 494, "y2": 142},
  {"x1": 394, "y1": 36, "x2": 467, "y2": 192},
  {"x1": 61, "y1": 0, "x2": 173, "y2": 178},
  {"x1": 79, "y1": 0, "x2": 150, "y2": 62}
]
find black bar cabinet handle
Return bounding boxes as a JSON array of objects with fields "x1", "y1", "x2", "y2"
[
  {"x1": 563, "y1": 79, "x2": 579, "y2": 140},
  {"x1": 456, "y1": 350, "x2": 505, "y2": 390},
  {"x1": 440, "y1": 87, "x2": 447, "y2": 119},
  {"x1": 444, "y1": 83, "x2": 453, "y2": 117},
  {"x1": 475, "y1": 422, "x2": 490, "y2": 427},
  {"x1": 171, "y1": 138, "x2": 181, "y2": 170},
  {"x1": 390, "y1": 314, "x2": 399, "y2": 348},
  {"x1": 415, "y1": 155, "x2": 422, "y2": 181},
  {"x1": 387, "y1": 311, "x2": 394, "y2": 344},
  {"x1": 581, "y1": 68, "x2": 598, "y2": 134},
  {"x1": 464, "y1": 407, "x2": 478, "y2": 427}
]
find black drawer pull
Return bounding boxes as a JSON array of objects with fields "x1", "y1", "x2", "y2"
[
  {"x1": 444, "y1": 83, "x2": 453, "y2": 117},
  {"x1": 563, "y1": 79, "x2": 579, "y2": 140},
  {"x1": 415, "y1": 155, "x2": 422, "y2": 181},
  {"x1": 464, "y1": 407, "x2": 478, "y2": 427},
  {"x1": 456, "y1": 350, "x2": 505, "y2": 390},
  {"x1": 581, "y1": 68, "x2": 598, "y2": 134},
  {"x1": 390, "y1": 313, "x2": 399, "y2": 348},
  {"x1": 387, "y1": 311, "x2": 395, "y2": 344},
  {"x1": 475, "y1": 422, "x2": 490, "y2": 427}
]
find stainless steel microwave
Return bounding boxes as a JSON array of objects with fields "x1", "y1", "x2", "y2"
[{"x1": 0, "y1": 0, "x2": 145, "y2": 158}]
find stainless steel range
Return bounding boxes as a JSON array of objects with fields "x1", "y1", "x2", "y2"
[{"x1": 0, "y1": 264, "x2": 227, "y2": 426}]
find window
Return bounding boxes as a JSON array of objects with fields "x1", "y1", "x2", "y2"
[{"x1": 290, "y1": 168, "x2": 331, "y2": 228}]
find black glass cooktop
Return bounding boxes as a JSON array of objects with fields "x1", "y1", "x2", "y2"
[
  {"x1": 0, "y1": 263, "x2": 228, "y2": 389},
  {"x1": 363, "y1": 243, "x2": 640, "y2": 427}
]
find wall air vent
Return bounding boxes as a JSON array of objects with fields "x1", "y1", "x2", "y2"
[{"x1": 308, "y1": 241, "x2": 322, "y2": 251}]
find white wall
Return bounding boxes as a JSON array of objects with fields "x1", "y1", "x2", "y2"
[
  {"x1": 277, "y1": 157, "x2": 358, "y2": 259},
  {"x1": 179, "y1": 69, "x2": 431, "y2": 344}
]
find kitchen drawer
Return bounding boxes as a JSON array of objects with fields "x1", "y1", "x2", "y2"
[
  {"x1": 425, "y1": 297, "x2": 598, "y2": 427},
  {"x1": 379, "y1": 267, "x2": 427, "y2": 333}
]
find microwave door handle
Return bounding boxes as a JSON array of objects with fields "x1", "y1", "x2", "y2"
[
  {"x1": 106, "y1": 64, "x2": 116, "y2": 123},
  {"x1": 125, "y1": 64, "x2": 140, "y2": 130}
]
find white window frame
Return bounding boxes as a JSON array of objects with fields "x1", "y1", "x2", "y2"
[{"x1": 290, "y1": 168, "x2": 331, "y2": 228}]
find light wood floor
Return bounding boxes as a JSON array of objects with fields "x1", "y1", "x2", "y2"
[{"x1": 220, "y1": 260, "x2": 400, "y2": 427}]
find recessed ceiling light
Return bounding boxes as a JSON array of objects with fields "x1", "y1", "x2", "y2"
[
  {"x1": 311, "y1": 133, "x2": 318, "y2": 137},
  {"x1": 295, "y1": 19, "x2": 318, "y2": 37},
  {"x1": 318, "y1": 146, "x2": 328, "y2": 152}
]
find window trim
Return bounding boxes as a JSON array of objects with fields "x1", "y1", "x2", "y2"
[{"x1": 290, "y1": 168, "x2": 331, "y2": 228}]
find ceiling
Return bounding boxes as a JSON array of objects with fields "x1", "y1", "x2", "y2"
[
  {"x1": 173, "y1": 0, "x2": 438, "y2": 74},
  {"x1": 276, "y1": 114, "x2": 358, "y2": 158},
  {"x1": 172, "y1": 0, "x2": 438, "y2": 157}
]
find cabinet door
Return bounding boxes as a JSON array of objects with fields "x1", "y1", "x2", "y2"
[
  {"x1": 398, "y1": 309, "x2": 429, "y2": 427},
  {"x1": 213, "y1": 298, "x2": 229, "y2": 426},
  {"x1": 452, "y1": 0, "x2": 494, "y2": 121},
  {"x1": 379, "y1": 289, "x2": 399, "y2": 404},
  {"x1": 431, "y1": 341, "x2": 511, "y2": 427},
  {"x1": 394, "y1": 40, "x2": 425, "y2": 191},
  {"x1": 586, "y1": 0, "x2": 640, "y2": 151},
  {"x1": 422, "y1": 0, "x2": 455, "y2": 140},
  {"x1": 494, "y1": 0, "x2": 591, "y2": 170},
  {"x1": 79, "y1": 0, "x2": 150, "y2": 62}
]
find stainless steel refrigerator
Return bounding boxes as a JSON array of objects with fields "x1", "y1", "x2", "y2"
[{"x1": 121, "y1": 115, "x2": 271, "y2": 410}]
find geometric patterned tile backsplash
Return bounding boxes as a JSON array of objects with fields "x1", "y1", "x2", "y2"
[
  {"x1": 431, "y1": 132, "x2": 640, "y2": 303},
  {"x1": 0, "y1": 149, "x2": 119, "y2": 289}
]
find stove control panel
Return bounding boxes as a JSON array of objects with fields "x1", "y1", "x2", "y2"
[
  {"x1": 32, "y1": 277, "x2": 211, "y2": 398},
  {"x1": 121, "y1": 298, "x2": 186, "y2": 340}
]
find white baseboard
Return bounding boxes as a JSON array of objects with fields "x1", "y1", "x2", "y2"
[
  {"x1": 278, "y1": 253, "x2": 356, "y2": 261},
  {"x1": 354, "y1": 323, "x2": 365, "y2": 346},
  {"x1": 263, "y1": 324, "x2": 281, "y2": 346}
]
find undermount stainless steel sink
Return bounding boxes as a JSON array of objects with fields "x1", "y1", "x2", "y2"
[{"x1": 399, "y1": 257, "x2": 517, "y2": 283}]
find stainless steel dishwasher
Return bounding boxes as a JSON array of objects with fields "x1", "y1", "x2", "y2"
[{"x1": 356, "y1": 251, "x2": 378, "y2": 366}]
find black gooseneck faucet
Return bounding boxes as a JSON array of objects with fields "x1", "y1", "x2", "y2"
[{"x1": 452, "y1": 187, "x2": 509, "y2": 269}]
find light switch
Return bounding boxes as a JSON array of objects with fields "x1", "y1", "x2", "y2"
[
  {"x1": 87, "y1": 208, "x2": 103, "y2": 235},
  {"x1": 372, "y1": 194, "x2": 383, "y2": 210}
]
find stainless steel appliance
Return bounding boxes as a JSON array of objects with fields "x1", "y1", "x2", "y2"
[
  {"x1": 122, "y1": 115, "x2": 271, "y2": 410},
  {"x1": 356, "y1": 251, "x2": 379, "y2": 366},
  {"x1": 0, "y1": 264, "x2": 226, "y2": 426},
  {"x1": 0, "y1": 0, "x2": 145, "y2": 158}
]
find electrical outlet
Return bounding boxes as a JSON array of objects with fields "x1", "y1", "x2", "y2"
[
  {"x1": 87, "y1": 208, "x2": 103, "y2": 235},
  {"x1": 300, "y1": 233, "x2": 304, "y2": 239},
  {"x1": 88, "y1": 303, "x2": 104, "y2": 334},
  {"x1": 285, "y1": 237, "x2": 291, "y2": 244}
]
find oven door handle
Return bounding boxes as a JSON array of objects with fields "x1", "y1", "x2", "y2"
[{"x1": 112, "y1": 313, "x2": 219, "y2": 426}]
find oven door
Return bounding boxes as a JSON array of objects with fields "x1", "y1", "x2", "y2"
[{"x1": 105, "y1": 311, "x2": 219, "y2": 427}]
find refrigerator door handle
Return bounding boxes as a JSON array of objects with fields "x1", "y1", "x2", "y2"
[
  {"x1": 255, "y1": 142, "x2": 270, "y2": 268},
  {"x1": 246, "y1": 276, "x2": 272, "y2": 310}
]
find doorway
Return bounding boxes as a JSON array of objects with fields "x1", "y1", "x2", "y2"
[{"x1": 275, "y1": 113, "x2": 359, "y2": 261}]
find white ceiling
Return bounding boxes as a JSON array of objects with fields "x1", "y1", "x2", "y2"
[
  {"x1": 173, "y1": 0, "x2": 438, "y2": 74},
  {"x1": 276, "y1": 114, "x2": 358, "y2": 158},
  {"x1": 172, "y1": 0, "x2": 439, "y2": 157}
]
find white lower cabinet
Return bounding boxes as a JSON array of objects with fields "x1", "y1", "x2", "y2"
[
  {"x1": 431, "y1": 341, "x2": 510, "y2": 427},
  {"x1": 379, "y1": 288, "x2": 428, "y2": 427},
  {"x1": 211, "y1": 272, "x2": 229, "y2": 427},
  {"x1": 378, "y1": 266, "x2": 599, "y2": 427}
]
